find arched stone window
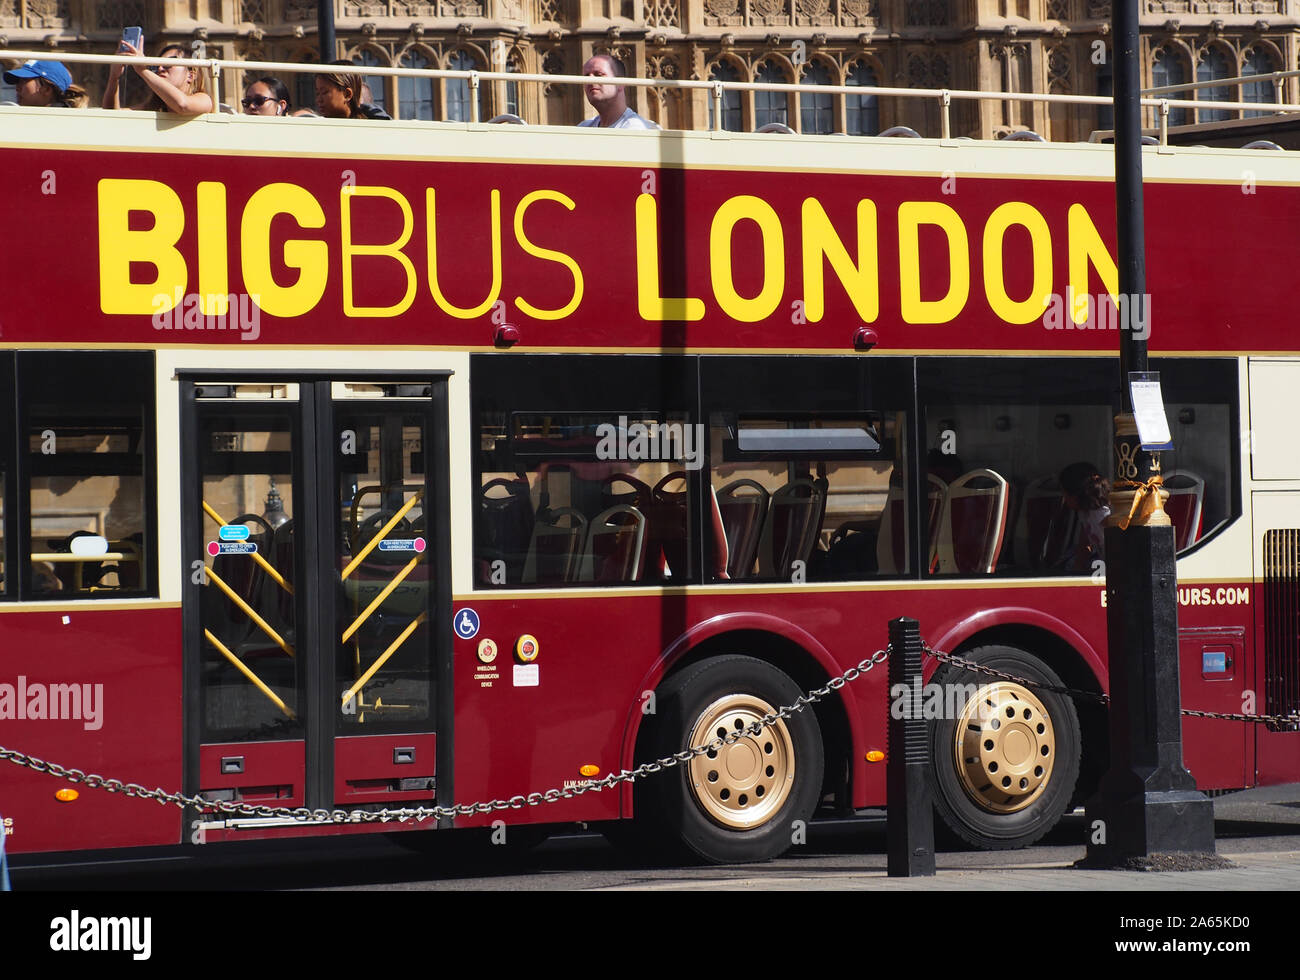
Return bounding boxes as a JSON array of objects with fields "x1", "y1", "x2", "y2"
[
  {"x1": 754, "y1": 60, "x2": 789, "y2": 129},
  {"x1": 799, "y1": 60, "x2": 834, "y2": 134},
  {"x1": 399, "y1": 48, "x2": 436, "y2": 120},
  {"x1": 1242, "y1": 47, "x2": 1278, "y2": 119},
  {"x1": 707, "y1": 60, "x2": 743, "y2": 132},
  {"x1": 845, "y1": 61, "x2": 879, "y2": 136},
  {"x1": 1152, "y1": 47, "x2": 1190, "y2": 128},
  {"x1": 1196, "y1": 46, "x2": 1233, "y2": 124},
  {"x1": 353, "y1": 48, "x2": 388, "y2": 112},
  {"x1": 446, "y1": 49, "x2": 487, "y2": 122}
]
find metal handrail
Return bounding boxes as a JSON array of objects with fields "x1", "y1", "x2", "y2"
[
  {"x1": 1144, "y1": 66, "x2": 1300, "y2": 97},
  {"x1": 5, "y1": 47, "x2": 1300, "y2": 142}
]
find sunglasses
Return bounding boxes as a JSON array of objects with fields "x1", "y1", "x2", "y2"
[{"x1": 241, "y1": 95, "x2": 276, "y2": 109}]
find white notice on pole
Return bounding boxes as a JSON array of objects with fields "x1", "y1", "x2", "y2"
[{"x1": 1129, "y1": 372, "x2": 1174, "y2": 451}]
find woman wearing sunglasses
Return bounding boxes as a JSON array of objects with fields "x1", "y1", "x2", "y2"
[
  {"x1": 241, "y1": 77, "x2": 290, "y2": 116},
  {"x1": 102, "y1": 41, "x2": 213, "y2": 115}
]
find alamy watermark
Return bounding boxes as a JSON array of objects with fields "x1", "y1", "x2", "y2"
[
  {"x1": 0, "y1": 676, "x2": 103, "y2": 731},
  {"x1": 594, "y1": 416, "x2": 705, "y2": 471},
  {"x1": 151, "y1": 289, "x2": 262, "y2": 341},
  {"x1": 890, "y1": 678, "x2": 992, "y2": 721},
  {"x1": 50, "y1": 910, "x2": 151, "y2": 960},
  {"x1": 1042, "y1": 289, "x2": 1151, "y2": 341}
]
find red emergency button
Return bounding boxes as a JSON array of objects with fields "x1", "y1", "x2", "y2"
[{"x1": 516, "y1": 634, "x2": 539, "y2": 662}]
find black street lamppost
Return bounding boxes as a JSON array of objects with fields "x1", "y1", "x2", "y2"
[
  {"x1": 319, "y1": 1, "x2": 337, "y2": 63},
  {"x1": 1083, "y1": 1, "x2": 1216, "y2": 865}
]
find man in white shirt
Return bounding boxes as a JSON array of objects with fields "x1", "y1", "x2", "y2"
[{"x1": 578, "y1": 54, "x2": 657, "y2": 129}]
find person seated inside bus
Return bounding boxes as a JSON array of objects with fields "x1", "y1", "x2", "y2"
[
  {"x1": 103, "y1": 41, "x2": 214, "y2": 115},
  {"x1": 3, "y1": 60, "x2": 87, "y2": 109},
  {"x1": 1059, "y1": 460, "x2": 1109, "y2": 573},
  {"x1": 578, "y1": 54, "x2": 656, "y2": 130}
]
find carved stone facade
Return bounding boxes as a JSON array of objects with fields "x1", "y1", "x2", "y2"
[{"x1": 2, "y1": 0, "x2": 1297, "y2": 138}]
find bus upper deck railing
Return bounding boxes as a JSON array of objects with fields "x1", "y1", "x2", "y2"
[{"x1": 4, "y1": 48, "x2": 1298, "y2": 147}]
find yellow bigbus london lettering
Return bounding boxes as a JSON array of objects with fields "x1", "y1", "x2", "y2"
[{"x1": 98, "y1": 178, "x2": 187, "y2": 315}]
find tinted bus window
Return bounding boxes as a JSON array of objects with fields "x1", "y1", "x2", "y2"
[
  {"x1": 19, "y1": 352, "x2": 156, "y2": 599},
  {"x1": 473, "y1": 355, "x2": 697, "y2": 588},
  {"x1": 702, "y1": 356, "x2": 913, "y2": 582}
]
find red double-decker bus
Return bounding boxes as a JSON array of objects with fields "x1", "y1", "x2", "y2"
[{"x1": 1, "y1": 90, "x2": 1297, "y2": 864}]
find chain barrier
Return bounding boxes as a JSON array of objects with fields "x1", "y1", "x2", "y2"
[
  {"x1": 2, "y1": 635, "x2": 1293, "y2": 831},
  {"x1": 925, "y1": 643, "x2": 1300, "y2": 728},
  {"x1": 0, "y1": 647, "x2": 892, "y2": 828}
]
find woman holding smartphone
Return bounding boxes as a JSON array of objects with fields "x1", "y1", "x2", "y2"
[{"x1": 103, "y1": 40, "x2": 213, "y2": 115}]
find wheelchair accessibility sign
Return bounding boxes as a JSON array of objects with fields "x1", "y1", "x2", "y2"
[{"x1": 454, "y1": 608, "x2": 480, "y2": 640}]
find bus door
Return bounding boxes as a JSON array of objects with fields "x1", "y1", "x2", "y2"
[{"x1": 181, "y1": 375, "x2": 452, "y2": 828}]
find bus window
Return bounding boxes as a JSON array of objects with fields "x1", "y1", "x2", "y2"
[
  {"x1": 20, "y1": 352, "x2": 155, "y2": 598},
  {"x1": 1152, "y1": 358, "x2": 1240, "y2": 552},
  {"x1": 920, "y1": 358, "x2": 1113, "y2": 577},
  {"x1": 473, "y1": 355, "x2": 697, "y2": 588},
  {"x1": 702, "y1": 356, "x2": 912, "y2": 583}
]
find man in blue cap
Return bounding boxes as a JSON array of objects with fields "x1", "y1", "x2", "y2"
[{"x1": 4, "y1": 59, "x2": 78, "y2": 107}]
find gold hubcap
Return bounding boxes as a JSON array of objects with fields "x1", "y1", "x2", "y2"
[
  {"x1": 687, "y1": 694, "x2": 795, "y2": 829},
  {"x1": 954, "y1": 682, "x2": 1055, "y2": 814}
]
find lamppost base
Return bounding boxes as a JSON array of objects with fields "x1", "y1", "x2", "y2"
[{"x1": 1084, "y1": 786, "x2": 1215, "y2": 866}]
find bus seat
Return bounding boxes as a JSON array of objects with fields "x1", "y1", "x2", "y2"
[
  {"x1": 716, "y1": 478, "x2": 769, "y2": 579},
  {"x1": 523, "y1": 507, "x2": 587, "y2": 584},
  {"x1": 581, "y1": 505, "x2": 646, "y2": 583},
  {"x1": 934, "y1": 469, "x2": 1010, "y2": 574},
  {"x1": 1164, "y1": 470, "x2": 1206, "y2": 550},
  {"x1": 878, "y1": 473, "x2": 944, "y2": 574},
  {"x1": 1014, "y1": 476, "x2": 1079, "y2": 570},
  {"x1": 479, "y1": 476, "x2": 535, "y2": 583},
  {"x1": 757, "y1": 478, "x2": 824, "y2": 580},
  {"x1": 709, "y1": 484, "x2": 730, "y2": 580},
  {"x1": 652, "y1": 471, "x2": 690, "y2": 580}
]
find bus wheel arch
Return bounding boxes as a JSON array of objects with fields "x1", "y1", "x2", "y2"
[{"x1": 634, "y1": 628, "x2": 855, "y2": 812}]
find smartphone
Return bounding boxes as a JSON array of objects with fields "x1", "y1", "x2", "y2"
[{"x1": 121, "y1": 26, "x2": 143, "y2": 51}]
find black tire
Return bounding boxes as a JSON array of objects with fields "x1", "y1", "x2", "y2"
[
  {"x1": 927, "y1": 644, "x2": 1081, "y2": 849},
  {"x1": 637, "y1": 655, "x2": 823, "y2": 864}
]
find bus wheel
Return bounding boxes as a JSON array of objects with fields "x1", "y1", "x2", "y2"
[
  {"x1": 928, "y1": 645, "x2": 1081, "y2": 850},
  {"x1": 641, "y1": 655, "x2": 823, "y2": 864}
]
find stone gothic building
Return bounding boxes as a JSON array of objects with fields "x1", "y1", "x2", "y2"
[{"x1": 2, "y1": 2, "x2": 1296, "y2": 139}]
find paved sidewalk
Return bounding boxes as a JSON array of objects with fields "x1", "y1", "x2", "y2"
[
  {"x1": 599, "y1": 848, "x2": 1300, "y2": 890},
  {"x1": 600, "y1": 785, "x2": 1300, "y2": 891}
]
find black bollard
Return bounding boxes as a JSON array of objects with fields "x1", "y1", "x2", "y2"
[{"x1": 887, "y1": 616, "x2": 935, "y2": 877}]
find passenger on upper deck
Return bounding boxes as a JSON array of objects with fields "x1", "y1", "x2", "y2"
[
  {"x1": 357, "y1": 81, "x2": 392, "y2": 120},
  {"x1": 103, "y1": 42, "x2": 214, "y2": 115},
  {"x1": 4, "y1": 60, "x2": 86, "y2": 108},
  {"x1": 315, "y1": 63, "x2": 365, "y2": 120},
  {"x1": 242, "y1": 76, "x2": 290, "y2": 116},
  {"x1": 578, "y1": 54, "x2": 656, "y2": 130}
]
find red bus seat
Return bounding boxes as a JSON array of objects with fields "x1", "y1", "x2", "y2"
[
  {"x1": 934, "y1": 469, "x2": 1010, "y2": 574},
  {"x1": 523, "y1": 507, "x2": 587, "y2": 584},
  {"x1": 581, "y1": 505, "x2": 647, "y2": 582},
  {"x1": 1013, "y1": 476, "x2": 1080, "y2": 570},
  {"x1": 757, "y1": 478, "x2": 824, "y2": 580},
  {"x1": 1164, "y1": 469, "x2": 1205, "y2": 550},
  {"x1": 716, "y1": 478, "x2": 769, "y2": 580}
]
